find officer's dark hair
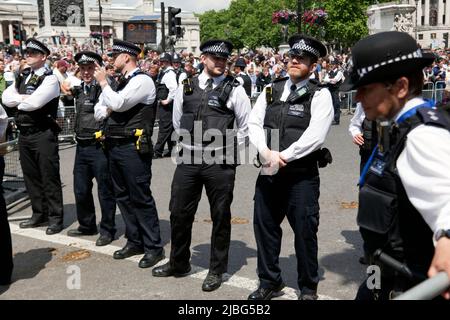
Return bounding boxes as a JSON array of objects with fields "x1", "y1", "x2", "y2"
[{"x1": 383, "y1": 70, "x2": 424, "y2": 98}]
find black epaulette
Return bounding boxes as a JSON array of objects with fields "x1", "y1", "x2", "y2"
[
  {"x1": 224, "y1": 75, "x2": 240, "y2": 87},
  {"x1": 416, "y1": 107, "x2": 450, "y2": 130},
  {"x1": 273, "y1": 76, "x2": 289, "y2": 83}
]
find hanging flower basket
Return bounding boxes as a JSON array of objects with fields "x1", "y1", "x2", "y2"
[
  {"x1": 90, "y1": 32, "x2": 113, "y2": 39},
  {"x1": 303, "y1": 8, "x2": 328, "y2": 27},
  {"x1": 272, "y1": 10, "x2": 298, "y2": 25}
]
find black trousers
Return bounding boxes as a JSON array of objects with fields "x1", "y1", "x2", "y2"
[
  {"x1": 169, "y1": 163, "x2": 236, "y2": 274},
  {"x1": 73, "y1": 144, "x2": 116, "y2": 237},
  {"x1": 330, "y1": 89, "x2": 341, "y2": 123},
  {"x1": 154, "y1": 102, "x2": 174, "y2": 156},
  {"x1": 0, "y1": 156, "x2": 13, "y2": 285},
  {"x1": 19, "y1": 130, "x2": 64, "y2": 226},
  {"x1": 253, "y1": 170, "x2": 320, "y2": 294},
  {"x1": 108, "y1": 143, "x2": 162, "y2": 254}
]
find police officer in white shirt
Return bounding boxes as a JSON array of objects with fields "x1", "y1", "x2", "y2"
[
  {"x1": 344, "y1": 31, "x2": 450, "y2": 300},
  {"x1": 154, "y1": 53, "x2": 178, "y2": 158},
  {"x1": 2, "y1": 38, "x2": 64, "y2": 235},
  {"x1": 248, "y1": 34, "x2": 333, "y2": 300},
  {"x1": 152, "y1": 39, "x2": 251, "y2": 293},
  {"x1": 94, "y1": 39, "x2": 164, "y2": 269}
]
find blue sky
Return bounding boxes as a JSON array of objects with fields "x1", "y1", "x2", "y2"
[{"x1": 20, "y1": 0, "x2": 231, "y2": 13}]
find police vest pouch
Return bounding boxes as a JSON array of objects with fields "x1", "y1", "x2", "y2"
[
  {"x1": 357, "y1": 184, "x2": 398, "y2": 235},
  {"x1": 179, "y1": 113, "x2": 195, "y2": 134}
]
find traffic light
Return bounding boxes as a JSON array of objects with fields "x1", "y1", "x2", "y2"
[
  {"x1": 175, "y1": 18, "x2": 185, "y2": 39},
  {"x1": 168, "y1": 6, "x2": 181, "y2": 36},
  {"x1": 444, "y1": 32, "x2": 449, "y2": 49},
  {"x1": 12, "y1": 23, "x2": 21, "y2": 41}
]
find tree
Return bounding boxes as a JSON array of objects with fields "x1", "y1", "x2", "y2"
[{"x1": 198, "y1": 0, "x2": 394, "y2": 50}]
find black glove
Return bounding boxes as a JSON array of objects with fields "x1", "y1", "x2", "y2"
[{"x1": 317, "y1": 148, "x2": 333, "y2": 168}]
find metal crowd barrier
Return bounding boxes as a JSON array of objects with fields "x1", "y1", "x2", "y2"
[
  {"x1": 394, "y1": 272, "x2": 450, "y2": 300},
  {"x1": 339, "y1": 81, "x2": 448, "y2": 114},
  {"x1": 1, "y1": 118, "x2": 27, "y2": 208},
  {"x1": 57, "y1": 106, "x2": 76, "y2": 144}
]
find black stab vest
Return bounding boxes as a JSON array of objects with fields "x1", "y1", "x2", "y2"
[
  {"x1": 105, "y1": 71, "x2": 156, "y2": 138},
  {"x1": 361, "y1": 118, "x2": 378, "y2": 153},
  {"x1": 15, "y1": 68, "x2": 59, "y2": 128},
  {"x1": 73, "y1": 83, "x2": 102, "y2": 139},
  {"x1": 179, "y1": 75, "x2": 238, "y2": 158},
  {"x1": 263, "y1": 78, "x2": 323, "y2": 172},
  {"x1": 238, "y1": 73, "x2": 252, "y2": 97},
  {"x1": 358, "y1": 106, "x2": 450, "y2": 276},
  {"x1": 156, "y1": 68, "x2": 175, "y2": 101}
]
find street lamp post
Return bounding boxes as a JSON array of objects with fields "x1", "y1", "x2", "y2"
[
  {"x1": 98, "y1": 0, "x2": 104, "y2": 53},
  {"x1": 297, "y1": 0, "x2": 303, "y2": 34},
  {"x1": 415, "y1": 0, "x2": 419, "y2": 41}
]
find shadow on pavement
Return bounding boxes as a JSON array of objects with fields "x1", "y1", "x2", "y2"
[
  {"x1": 1, "y1": 247, "x2": 54, "y2": 294},
  {"x1": 319, "y1": 230, "x2": 366, "y2": 287},
  {"x1": 190, "y1": 240, "x2": 257, "y2": 275}
]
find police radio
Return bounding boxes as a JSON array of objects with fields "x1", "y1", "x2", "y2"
[{"x1": 287, "y1": 85, "x2": 310, "y2": 104}]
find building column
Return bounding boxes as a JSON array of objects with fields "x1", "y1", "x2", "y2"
[
  {"x1": 446, "y1": 0, "x2": 450, "y2": 25},
  {"x1": 438, "y1": 0, "x2": 445, "y2": 24},
  {"x1": 8, "y1": 22, "x2": 14, "y2": 44},
  {"x1": 0, "y1": 23, "x2": 4, "y2": 43},
  {"x1": 417, "y1": 0, "x2": 423, "y2": 26},
  {"x1": 425, "y1": 0, "x2": 430, "y2": 25}
]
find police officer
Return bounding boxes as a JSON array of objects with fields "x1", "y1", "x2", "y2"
[
  {"x1": 2, "y1": 38, "x2": 64, "y2": 235},
  {"x1": 248, "y1": 35, "x2": 333, "y2": 300},
  {"x1": 94, "y1": 39, "x2": 164, "y2": 268},
  {"x1": 66, "y1": 51, "x2": 117, "y2": 247},
  {"x1": 234, "y1": 58, "x2": 252, "y2": 98},
  {"x1": 349, "y1": 102, "x2": 378, "y2": 174},
  {"x1": 0, "y1": 103, "x2": 12, "y2": 285},
  {"x1": 348, "y1": 102, "x2": 378, "y2": 266},
  {"x1": 323, "y1": 60, "x2": 344, "y2": 125},
  {"x1": 172, "y1": 53, "x2": 187, "y2": 85},
  {"x1": 341, "y1": 31, "x2": 450, "y2": 300},
  {"x1": 152, "y1": 40, "x2": 251, "y2": 292},
  {"x1": 153, "y1": 52, "x2": 178, "y2": 159}
]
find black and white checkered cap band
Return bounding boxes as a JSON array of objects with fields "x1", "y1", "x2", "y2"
[
  {"x1": 291, "y1": 39, "x2": 320, "y2": 58},
  {"x1": 78, "y1": 54, "x2": 97, "y2": 63},
  {"x1": 26, "y1": 42, "x2": 46, "y2": 53},
  {"x1": 202, "y1": 42, "x2": 230, "y2": 55},
  {"x1": 112, "y1": 45, "x2": 140, "y2": 55},
  {"x1": 357, "y1": 49, "x2": 423, "y2": 77}
]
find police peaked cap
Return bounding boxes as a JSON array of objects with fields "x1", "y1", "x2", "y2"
[
  {"x1": 159, "y1": 52, "x2": 172, "y2": 62},
  {"x1": 25, "y1": 38, "x2": 50, "y2": 56},
  {"x1": 200, "y1": 39, "x2": 233, "y2": 58},
  {"x1": 341, "y1": 31, "x2": 435, "y2": 91},
  {"x1": 112, "y1": 39, "x2": 141, "y2": 57},
  {"x1": 288, "y1": 34, "x2": 327, "y2": 59},
  {"x1": 235, "y1": 58, "x2": 246, "y2": 68},
  {"x1": 75, "y1": 51, "x2": 103, "y2": 65}
]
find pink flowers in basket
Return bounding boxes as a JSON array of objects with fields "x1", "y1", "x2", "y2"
[
  {"x1": 272, "y1": 10, "x2": 298, "y2": 25},
  {"x1": 303, "y1": 8, "x2": 327, "y2": 27}
]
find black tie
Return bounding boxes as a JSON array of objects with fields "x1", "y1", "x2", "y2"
[
  {"x1": 287, "y1": 84, "x2": 297, "y2": 102},
  {"x1": 205, "y1": 78, "x2": 213, "y2": 91},
  {"x1": 26, "y1": 70, "x2": 35, "y2": 84}
]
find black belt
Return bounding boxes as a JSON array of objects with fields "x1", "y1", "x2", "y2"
[
  {"x1": 76, "y1": 137, "x2": 99, "y2": 147},
  {"x1": 105, "y1": 137, "x2": 136, "y2": 147},
  {"x1": 18, "y1": 126, "x2": 50, "y2": 136}
]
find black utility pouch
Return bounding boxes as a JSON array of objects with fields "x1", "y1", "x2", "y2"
[{"x1": 357, "y1": 184, "x2": 398, "y2": 234}]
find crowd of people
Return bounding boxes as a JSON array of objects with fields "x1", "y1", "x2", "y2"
[{"x1": 0, "y1": 31, "x2": 449, "y2": 301}]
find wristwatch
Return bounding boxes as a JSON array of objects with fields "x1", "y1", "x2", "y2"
[{"x1": 434, "y1": 229, "x2": 450, "y2": 242}]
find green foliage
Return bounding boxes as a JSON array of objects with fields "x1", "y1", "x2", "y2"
[{"x1": 198, "y1": 0, "x2": 394, "y2": 50}]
